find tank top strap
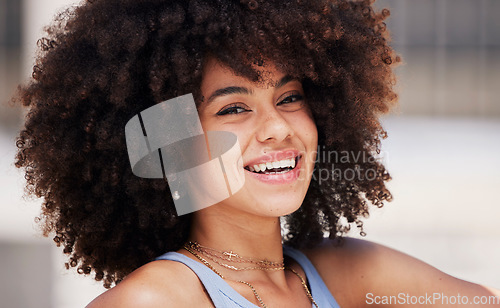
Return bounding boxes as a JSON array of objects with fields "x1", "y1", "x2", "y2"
[
  {"x1": 283, "y1": 246, "x2": 341, "y2": 308},
  {"x1": 155, "y1": 251, "x2": 260, "y2": 308},
  {"x1": 156, "y1": 248, "x2": 341, "y2": 308}
]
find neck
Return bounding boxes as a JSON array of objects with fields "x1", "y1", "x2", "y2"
[
  {"x1": 183, "y1": 204, "x2": 295, "y2": 291},
  {"x1": 183, "y1": 204, "x2": 316, "y2": 307},
  {"x1": 188, "y1": 205, "x2": 284, "y2": 263}
]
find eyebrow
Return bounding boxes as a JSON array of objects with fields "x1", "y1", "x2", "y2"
[
  {"x1": 206, "y1": 86, "x2": 252, "y2": 104},
  {"x1": 205, "y1": 75, "x2": 297, "y2": 104},
  {"x1": 274, "y1": 75, "x2": 296, "y2": 89}
]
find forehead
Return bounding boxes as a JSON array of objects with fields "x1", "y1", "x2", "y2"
[{"x1": 201, "y1": 57, "x2": 287, "y2": 92}]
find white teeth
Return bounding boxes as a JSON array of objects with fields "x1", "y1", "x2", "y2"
[
  {"x1": 247, "y1": 157, "x2": 297, "y2": 173},
  {"x1": 258, "y1": 163, "x2": 266, "y2": 171}
]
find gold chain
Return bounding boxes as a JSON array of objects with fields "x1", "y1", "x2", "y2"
[
  {"x1": 186, "y1": 241, "x2": 285, "y2": 266},
  {"x1": 200, "y1": 252, "x2": 286, "y2": 271},
  {"x1": 183, "y1": 242, "x2": 319, "y2": 308},
  {"x1": 286, "y1": 267, "x2": 319, "y2": 308},
  {"x1": 186, "y1": 241, "x2": 285, "y2": 271},
  {"x1": 237, "y1": 280, "x2": 268, "y2": 308},
  {"x1": 183, "y1": 245, "x2": 225, "y2": 278}
]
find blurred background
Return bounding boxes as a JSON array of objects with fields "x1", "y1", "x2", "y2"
[{"x1": 0, "y1": 0, "x2": 499, "y2": 307}]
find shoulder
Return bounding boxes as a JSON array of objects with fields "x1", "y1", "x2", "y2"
[
  {"x1": 301, "y1": 237, "x2": 385, "y2": 306},
  {"x1": 302, "y1": 237, "x2": 498, "y2": 307},
  {"x1": 86, "y1": 257, "x2": 213, "y2": 308}
]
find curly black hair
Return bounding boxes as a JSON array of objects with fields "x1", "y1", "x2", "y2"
[{"x1": 14, "y1": 0, "x2": 399, "y2": 288}]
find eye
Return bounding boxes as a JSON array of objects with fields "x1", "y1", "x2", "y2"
[
  {"x1": 277, "y1": 92, "x2": 304, "y2": 106},
  {"x1": 216, "y1": 103, "x2": 250, "y2": 116}
]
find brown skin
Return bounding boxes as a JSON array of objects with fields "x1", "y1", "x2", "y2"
[{"x1": 306, "y1": 238, "x2": 500, "y2": 307}]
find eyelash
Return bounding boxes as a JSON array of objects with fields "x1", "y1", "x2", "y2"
[
  {"x1": 277, "y1": 93, "x2": 304, "y2": 106},
  {"x1": 215, "y1": 93, "x2": 304, "y2": 116},
  {"x1": 216, "y1": 103, "x2": 248, "y2": 116}
]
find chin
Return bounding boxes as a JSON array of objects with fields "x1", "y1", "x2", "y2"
[
  {"x1": 221, "y1": 181, "x2": 308, "y2": 217},
  {"x1": 251, "y1": 193, "x2": 305, "y2": 217}
]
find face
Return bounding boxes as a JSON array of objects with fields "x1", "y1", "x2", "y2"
[{"x1": 197, "y1": 58, "x2": 318, "y2": 217}]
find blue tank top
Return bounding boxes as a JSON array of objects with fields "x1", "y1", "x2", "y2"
[{"x1": 155, "y1": 246, "x2": 341, "y2": 307}]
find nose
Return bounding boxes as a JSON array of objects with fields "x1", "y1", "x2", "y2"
[{"x1": 255, "y1": 106, "x2": 294, "y2": 143}]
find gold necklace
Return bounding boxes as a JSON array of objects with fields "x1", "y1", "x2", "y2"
[
  {"x1": 186, "y1": 241, "x2": 285, "y2": 266},
  {"x1": 183, "y1": 243, "x2": 319, "y2": 308},
  {"x1": 185, "y1": 241, "x2": 285, "y2": 271},
  {"x1": 286, "y1": 266, "x2": 319, "y2": 308}
]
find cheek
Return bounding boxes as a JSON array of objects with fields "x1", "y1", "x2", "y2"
[
  {"x1": 206, "y1": 121, "x2": 252, "y2": 149},
  {"x1": 197, "y1": 110, "x2": 252, "y2": 153},
  {"x1": 230, "y1": 125, "x2": 253, "y2": 150},
  {"x1": 291, "y1": 112, "x2": 318, "y2": 147}
]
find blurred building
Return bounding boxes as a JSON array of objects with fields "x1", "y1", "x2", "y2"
[
  {"x1": 378, "y1": 0, "x2": 500, "y2": 116},
  {"x1": 0, "y1": 0, "x2": 22, "y2": 131}
]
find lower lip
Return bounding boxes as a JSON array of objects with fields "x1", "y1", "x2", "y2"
[{"x1": 244, "y1": 157, "x2": 302, "y2": 185}]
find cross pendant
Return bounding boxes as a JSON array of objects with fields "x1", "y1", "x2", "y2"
[{"x1": 224, "y1": 251, "x2": 238, "y2": 260}]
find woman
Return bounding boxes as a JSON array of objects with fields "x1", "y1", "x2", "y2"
[{"x1": 14, "y1": 0, "x2": 499, "y2": 307}]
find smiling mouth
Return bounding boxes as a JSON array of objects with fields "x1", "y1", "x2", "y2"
[{"x1": 244, "y1": 156, "x2": 301, "y2": 175}]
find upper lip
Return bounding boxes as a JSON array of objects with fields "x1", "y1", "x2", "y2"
[{"x1": 244, "y1": 149, "x2": 301, "y2": 167}]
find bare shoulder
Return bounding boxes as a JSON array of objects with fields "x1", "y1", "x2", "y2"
[
  {"x1": 303, "y1": 237, "x2": 500, "y2": 307},
  {"x1": 301, "y1": 237, "x2": 384, "y2": 306},
  {"x1": 303, "y1": 237, "x2": 402, "y2": 278},
  {"x1": 86, "y1": 258, "x2": 213, "y2": 308}
]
